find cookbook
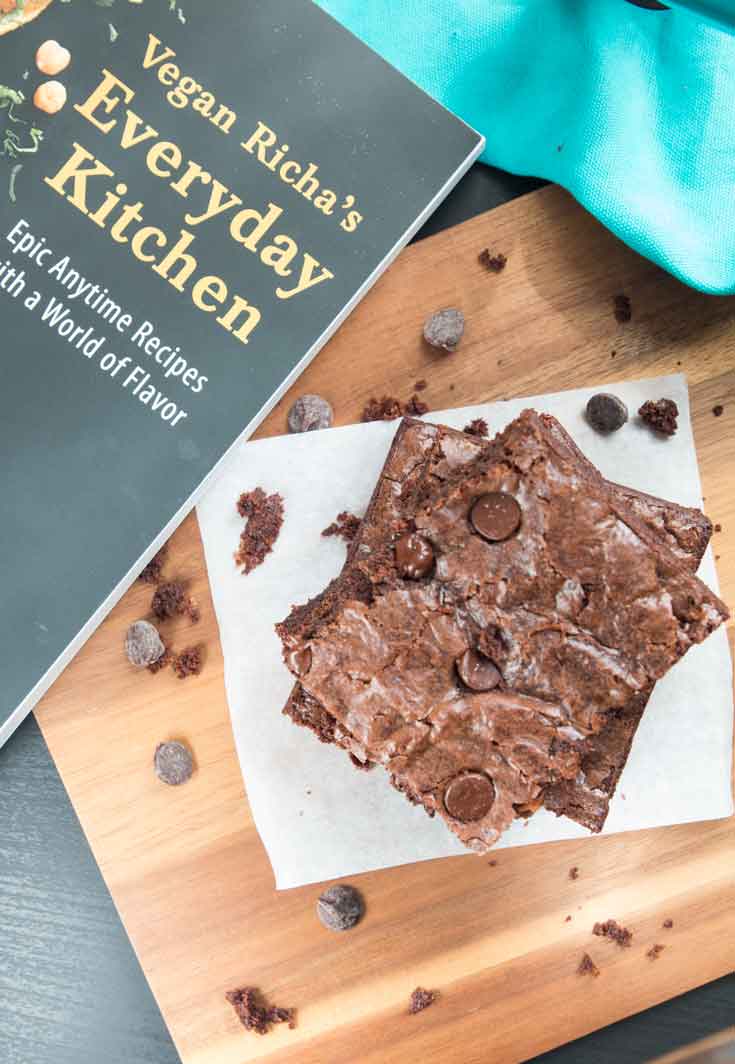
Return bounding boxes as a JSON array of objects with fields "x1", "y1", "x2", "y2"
[{"x1": 0, "y1": 0, "x2": 482, "y2": 746}]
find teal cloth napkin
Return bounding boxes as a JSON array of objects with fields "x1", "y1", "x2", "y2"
[{"x1": 317, "y1": 0, "x2": 735, "y2": 294}]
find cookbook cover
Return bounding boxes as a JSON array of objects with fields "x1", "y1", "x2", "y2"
[{"x1": 0, "y1": 0, "x2": 483, "y2": 746}]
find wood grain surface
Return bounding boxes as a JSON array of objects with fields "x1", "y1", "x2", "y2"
[{"x1": 34, "y1": 184, "x2": 735, "y2": 1064}]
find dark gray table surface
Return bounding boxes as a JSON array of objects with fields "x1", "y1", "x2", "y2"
[{"x1": 2, "y1": 165, "x2": 733, "y2": 1064}]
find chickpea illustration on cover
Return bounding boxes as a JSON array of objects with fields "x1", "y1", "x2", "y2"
[{"x1": 0, "y1": 0, "x2": 483, "y2": 747}]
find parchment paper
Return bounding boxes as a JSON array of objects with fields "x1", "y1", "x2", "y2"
[{"x1": 197, "y1": 375, "x2": 733, "y2": 889}]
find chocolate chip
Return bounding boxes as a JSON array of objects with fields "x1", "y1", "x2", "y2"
[
  {"x1": 443, "y1": 772, "x2": 495, "y2": 822},
  {"x1": 287, "y1": 394, "x2": 333, "y2": 433},
  {"x1": 586, "y1": 393, "x2": 629, "y2": 433},
  {"x1": 423, "y1": 308, "x2": 464, "y2": 352},
  {"x1": 456, "y1": 648, "x2": 501, "y2": 691},
  {"x1": 395, "y1": 532, "x2": 434, "y2": 579},
  {"x1": 125, "y1": 620, "x2": 165, "y2": 668},
  {"x1": 470, "y1": 492, "x2": 521, "y2": 542},
  {"x1": 154, "y1": 741, "x2": 194, "y2": 786},
  {"x1": 316, "y1": 884, "x2": 364, "y2": 931},
  {"x1": 287, "y1": 647, "x2": 312, "y2": 676}
]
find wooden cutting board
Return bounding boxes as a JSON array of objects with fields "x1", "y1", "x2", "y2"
[{"x1": 34, "y1": 184, "x2": 735, "y2": 1064}]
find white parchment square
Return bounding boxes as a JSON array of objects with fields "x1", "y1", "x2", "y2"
[{"x1": 197, "y1": 375, "x2": 733, "y2": 889}]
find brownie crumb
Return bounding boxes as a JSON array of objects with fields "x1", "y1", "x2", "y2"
[
  {"x1": 488, "y1": 859, "x2": 498, "y2": 867},
  {"x1": 409, "y1": 987, "x2": 438, "y2": 1014},
  {"x1": 362, "y1": 393, "x2": 430, "y2": 422},
  {"x1": 479, "y1": 248, "x2": 507, "y2": 273},
  {"x1": 662, "y1": 919, "x2": 674, "y2": 929},
  {"x1": 225, "y1": 986, "x2": 296, "y2": 1036},
  {"x1": 235, "y1": 488, "x2": 285, "y2": 574},
  {"x1": 565, "y1": 915, "x2": 572, "y2": 923},
  {"x1": 577, "y1": 953, "x2": 600, "y2": 978},
  {"x1": 464, "y1": 417, "x2": 489, "y2": 438},
  {"x1": 713, "y1": 404, "x2": 724, "y2": 417},
  {"x1": 715, "y1": 523, "x2": 722, "y2": 533},
  {"x1": 151, "y1": 581, "x2": 187, "y2": 621},
  {"x1": 646, "y1": 944, "x2": 665, "y2": 961},
  {"x1": 414, "y1": 379, "x2": 428, "y2": 392},
  {"x1": 593, "y1": 919, "x2": 633, "y2": 947},
  {"x1": 172, "y1": 645, "x2": 203, "y2": 679},
  {"x1": 322, "y1": 511, "x2": 361, "y2": 544},
  {"x1": 362, "y1": 395, "x2": 404, "y2": 422},
  {"x1": 613, "y1": 293, "x2": 632, "y2": 323},
  {"x1": 405, "y1": 393, "x2": 430, "y2": 417},
  {"x1": 569, "y1": 866, "x2": 579, "y2": 881},
  {"x1": 148, "y1": 645, "x2": 172, "y2": 674},
  {"x1": 139, "y1": 544, "x2": 168, "y2": 584},
  {"x1": 639, "y1": 398, "x2": 678, "y2": 437}
]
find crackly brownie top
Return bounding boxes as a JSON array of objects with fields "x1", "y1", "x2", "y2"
[
  {"x1": 277, "y1": 412, "x2": 725, "y2": 850},
  {"x1": 410, "y1": 410, "x2": 726, "y2": 732}
]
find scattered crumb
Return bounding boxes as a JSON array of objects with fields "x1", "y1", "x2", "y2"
[
  {"x1": 714, "y1": 523, "x2": 722, "y2": 533},
  {"x1": 362, "y1": 396, "x2": 404, "y2": 422},
  {"x1": 322, "y1": 511, "x2": 361, "y2": 544},
  {"x1": 151, "y1": 581, "x2": 187, "y2": 621},
  {"x1": 613, "y1": 294, "x2": 632, "y2": 324},
  {"x1": 577, "y1": 953, "x2": 600, "y2": 978},
  {"x1": 464, "y1": 417, "x2": 489, "y2": 438},
  {"x1": 235, "y1": 488, "x2": 285, "y2": 574},
  {"x1": 569, "y1": 866, "x2": 579, "y2": 881},
  {"x1": 362, "y1": 394, "x2": 430, "y2": 422},
  {"x1": 449, "y1": 384, "x2": 455, "y2": 391},
  {"x1": 593, "y1": 920, "x2": 633, "y2": 947},
  {"x1": 409, "y1": 987, "x2": 438, "y2": 1014},
  {"x1": 611, "y1": 350, "x2": 617, "y2": 358},
  {"x1": 662, "y1": 919, "x2": 674, "y2": 929},
  {"x1": 405, "y1": 393, "x2": 430, "y2": 417},
  {"x1": 148, "y1": 645, "x2": 172, "y2": 675},
  {"x1": 414, "y1": 379, "x2": 428, "y2": 392},
  {"x1": 556, "y1": 144, "x2": 564, "y2": 153},
  {"x1": 139, "y1": 544, "x2": 168, "y2": 584},
  {"x1": 488, "y1": 859, "x2": 497, "y2": 867},
  {"x1": 639, "y1": 398, "x2": 678, "y2": 437},
  {"x1": 676, "y1": 360, "x2": 682, "y2": 366},
  {"x1": 713, "y1": 405, "x2": 724, "y2": 417},
  {"x1": 646, "y1": 944, "x2": 665, "y2": 961},
  {"x1": 225, "y1": 987, "x2": 296, "y2": 1036},
  {"x1": 565, "y1": 915, "x2": 572, "y2": 923},
  {"x1": 479, "y1": 248, "x2": 507, "y2": 273},
  {"x1": 172, "y1": 645, "x2": 203, "y2": 679},
  {"x1": 716, "y1": 554, "x2": 721, "y2": 561}
]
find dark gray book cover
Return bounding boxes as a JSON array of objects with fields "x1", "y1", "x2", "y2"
[{"x1": 0, "y1": 0, "x2": 482, "y2": 746}]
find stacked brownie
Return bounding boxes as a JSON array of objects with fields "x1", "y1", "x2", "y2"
[{"x1": 276, "y1": 412, "x2": 726, "y2": 851}]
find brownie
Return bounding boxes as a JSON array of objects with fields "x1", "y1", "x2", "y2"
[
  {"x1": 277, "y1": 416, "x2": 722, "y2": 846},
  {"x1": 281, "y1": 419, "x2": 713, "y2": 833}
]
